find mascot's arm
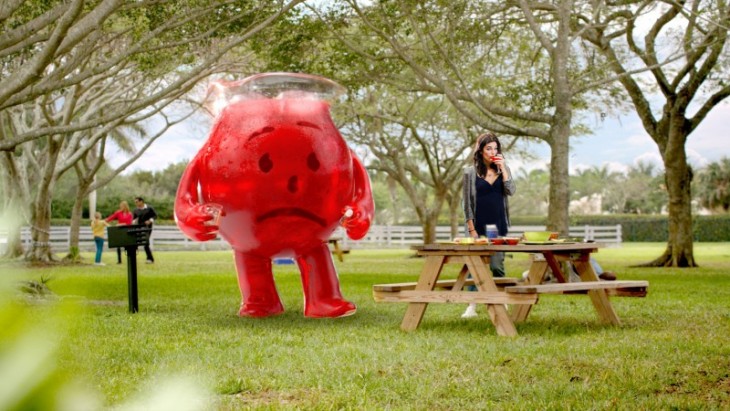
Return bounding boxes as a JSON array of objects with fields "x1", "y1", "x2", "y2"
[
  {"x1": 174, "y1": 156, "x2": 218, "y2": 241},
  {"x1": 342, "y1": 152, "x2": 374, "y2": 240}
]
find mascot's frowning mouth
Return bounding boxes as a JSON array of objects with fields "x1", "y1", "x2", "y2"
[{"x1": 256, "y1": 207, "x2": 327, "y2": 227}]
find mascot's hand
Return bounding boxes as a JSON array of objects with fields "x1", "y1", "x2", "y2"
[
  {"x1": 178, "y1": 204, "x2": 223, "y2": 241},
  {"x1": 340, "y1": 206, "x2": 370, "y2": 240}
]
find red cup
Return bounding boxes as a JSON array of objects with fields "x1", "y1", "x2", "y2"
[
  {"x1": 203, "y1": 203, "x2": 223, "y2": 226},
  {"x1": 490, "y1": 156, "x2": 500, "y2": 162}
]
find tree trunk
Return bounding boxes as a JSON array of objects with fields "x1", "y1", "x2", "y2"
[
  {"x1": 1, "y1": 154, "x2": 28, "y2": 259},
  {"x1": 546, "y1": 132, "x2": 571, "y2": 236},
  {"x1": 64, "y1": 189, "x2": 87, "y2": 263},
  {"x1": 422, "y1": 216, "x2": 437, "y2": 245},
  {"x1": 2, "y1": 225, "x2": 24, "y2": 258},
  {"x1": 448, "y1": 190, "x2": 461, "y2": 238},
  {"x1": 1, "y1": 194, "x2": 26, "y2": 258},
  {"x1": 24, "y1": 138, "x2": 61, "y2": 263},
  {"x1": 64, "y1": 170, "x2": 95, "y2": 262},
  {"x1": 416, "y1": 195, "x2": 444, "y2": 245},
  {"x1": 544, "y1": 0, "x2": 572, "y2": 237},
  {"x1": 25, "y1": 193, "x2": 57, "y2": 263},
  {"x1": 639, "y1": 123, "x2": 696, "y2": 267},
  {"x1": 386, "y1": 177, "x2": 401, "y2": 224}
]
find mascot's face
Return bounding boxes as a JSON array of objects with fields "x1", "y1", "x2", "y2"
[{"x1": 196, "y1": 98, "x2": 354, "y2": 255}]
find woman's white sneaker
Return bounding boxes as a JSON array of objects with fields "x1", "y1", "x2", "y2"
[{"x1": 461, "y1": 303, "x2": 478, "y2": 318}]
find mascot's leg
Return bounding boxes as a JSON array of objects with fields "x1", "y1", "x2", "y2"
[
  {"x1": 234, "y1": 250, "x2": 284, "y2": 317},
  {"x1": 296, "y1": 242, "x2": 356, "y2": 318}
]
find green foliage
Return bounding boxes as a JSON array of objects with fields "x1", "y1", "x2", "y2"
[
  {"x1": 692, "y1": 215, "x2": 730, "y2": 242},
  {"x1": 51, "y1": 162, "x2": 188, "y2": 220},
  {"x1": 574, "y1": 214, "x2": 669, "y2": 242},
  {"x1": 508, "y1": 214, "x2": 730, "y2": 242},
  {"x1": 621, "y1": 162, "x2": 667, "y2": 214},
  {"x1": 0, "y1": 285, "x2": 210, "y2": 409},
  {"x1": 110, "y1": 1, "x2": 270, "y2": 72},
  {"x1": 696, "y1": 157, "x2": 730, "y2": 212},
  {"x1": 511, "y1": 168, "x2": 550, "y2": 216},
  {"x1": 0, "y1": 303, "x2": 70, "y2": 411},
  {"x1": 565, "y1": 162, "x2": 668, "y2": 214},
  {"x1": 566, "y1": 214, "x2": 730, "y2": 242}
]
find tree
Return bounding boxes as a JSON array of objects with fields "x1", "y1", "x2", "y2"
[
  {"x1": 571, "y1": 166, "x2": 618, "y2": 201},
  {"x1": 622, "y1": 162, "x2": 667, "y2": 214},
  {"x1": 570, "y1": 165, "x2": 624, "y2": 213},
  {"x1": 0, "y1": 70, "x2": 197, "y2": 261},
  {"x1": 0, "y1": 0, "x2": 306, "y2": 261},
  {"x1": 63, "y1": 115, "x2": 189, "y2": 262},
  {"x1": 341, "y1": 88, "x2": 476, "y2": 243},
  {"x1": 696, "y1": 157, "x2": 730, "y2": 212},
  {"x1": 579, "y1": 0, "x2": 730, "y2": 266},
  {"x1": 318, "y1": 0, "x2": 627, "y2": 236}
]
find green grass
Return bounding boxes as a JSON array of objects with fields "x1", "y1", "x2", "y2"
[{"x1": 2, "y1": 244, "x2": 730, "y2": 410}]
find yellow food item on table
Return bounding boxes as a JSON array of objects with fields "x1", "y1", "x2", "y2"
[{"x1": 452, "y1": 237, "x2": 475, "y2": 244}]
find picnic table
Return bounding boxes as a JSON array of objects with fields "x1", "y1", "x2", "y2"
[
  {"x1": 328, "y1": 237, "x2": 350, "y2": 262},
  {"x1": 373, "y1": 242, "x2": 648, "y2": 337}
]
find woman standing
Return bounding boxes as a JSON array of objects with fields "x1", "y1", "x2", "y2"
[
  {"x1": 106, "y1": 200, "x2": 133, "y2": 264},
  {"x1": 461, "y1": 132, "x2": 517, "y2": 318},
  {"x1": 91, "y1": 212, "x2": 109, "y2": 265}
]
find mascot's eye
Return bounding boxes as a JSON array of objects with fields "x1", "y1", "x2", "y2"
[
  {"x1": 307, "y1": 152, "x2": 320, "y2": 171},
  {"x1": 259, "y1": 153, "x2": 273, "y2": 173}
]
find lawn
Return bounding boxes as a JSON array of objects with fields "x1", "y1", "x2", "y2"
[{"x1": 2, "y1": 243, "x2": 729, "y2": 410}]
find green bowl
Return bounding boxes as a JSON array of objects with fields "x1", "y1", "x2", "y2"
[{"x1": 523, "y1": 231, "x2": 552, "y2": 242}]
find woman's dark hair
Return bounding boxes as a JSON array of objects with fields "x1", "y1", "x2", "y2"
[{"x1": 472, "y1": 132, "x2": 502, "y2": 178}]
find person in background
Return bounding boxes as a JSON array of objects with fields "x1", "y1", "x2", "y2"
[
  {"x1": 569, "y1": 258, "x2": 617, "y2": 282},
  {"x1": 522, "y1": 257, "x2": 617, "y2": 283},
  {"x1": 91, "y1": 212, "x2": 109, "y2": 266},
  {"x1": 461, "y1": 132, "x2": 517, "y2": 318},
  {"x1": 106, "y1": 200, "x2": 133, "y2": 264},
  {"x1": 133, "y1": 196, "x2": 157, "y2": 264},
  {"x1": 593, "y1": 260, "x2": 617, "y2": 281}
]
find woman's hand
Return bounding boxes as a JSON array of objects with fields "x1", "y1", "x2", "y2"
[{"x1": 492, "y1": 154, "x2": 505, "y2": 171}]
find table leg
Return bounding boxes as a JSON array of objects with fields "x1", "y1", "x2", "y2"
[
  {"x1": 331, "y1": 240, "x2": 344, "y2": 262},
  {"x1": 450, "y1": 264, "x2": 470, "y2": 291},
  {"x1": 543, "y1": 251, "x2": 566, "y2": 283},
  {"x1": 573, "y1": 259, "x2": 621, "y2": 325},
  {"x1": 465, "y1": 256, "x2": 518, "y2": 337},
  {"x1": 400, "y1": 255, "x2": 445, "y2": 331},
  {"x1": 511, "y1": 259, "x2": 548, "y2": 323}
]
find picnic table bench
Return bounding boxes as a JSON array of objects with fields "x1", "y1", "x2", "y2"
[{"x1": 373, "y1": 277, "x2": 519, "y2": 293}]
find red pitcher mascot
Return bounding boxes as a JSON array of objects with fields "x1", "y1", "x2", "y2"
[{"x1": 174, "y1": 73, "x2": 374, "y2": 318}]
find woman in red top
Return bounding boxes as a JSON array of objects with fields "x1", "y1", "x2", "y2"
[{"x1": 106, "y1": 200, "x2": 133, "y2": 264}]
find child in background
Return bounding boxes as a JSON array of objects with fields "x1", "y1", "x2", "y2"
[{"x1": 91, "y1": 212, "x2": 109, "y2": 266}]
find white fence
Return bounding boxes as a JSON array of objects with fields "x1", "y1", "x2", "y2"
[{"x1": 2, "y1": 224, "x2": 622, "y2": 253}]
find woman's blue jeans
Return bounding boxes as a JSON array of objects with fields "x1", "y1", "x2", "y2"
[{"x1": 94, "y1": 236, "x2": 104, "y2": 263}]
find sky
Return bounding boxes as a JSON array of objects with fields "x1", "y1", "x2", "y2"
[
  {"x1": 514, "y1": 101, "x2": 730, "y2": 175},
  {"x1": 115, "y1": 100, "x2": 730, "y2": 176}
]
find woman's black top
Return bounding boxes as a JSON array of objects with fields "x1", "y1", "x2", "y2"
[{"x1": 474, "y1": 176, "x2": 508, "y2": 237}]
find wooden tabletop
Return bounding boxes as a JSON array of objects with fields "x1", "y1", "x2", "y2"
[{"x1": 414, "y1": 242, "x2": 601, "y2": 253}]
